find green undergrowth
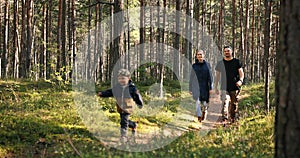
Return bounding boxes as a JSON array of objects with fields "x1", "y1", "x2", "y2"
[{"x1": 0, "y1": 80, "x2": 274, "y2": 157}]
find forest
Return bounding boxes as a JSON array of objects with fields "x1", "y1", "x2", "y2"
[{"x1": 0, "y1": 0, "x2": 299, "y2": 157}]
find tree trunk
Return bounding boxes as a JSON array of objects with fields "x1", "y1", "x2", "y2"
[
  {"x1": 250, "y1": 0, "x2": 255, "y2": 82},
  {"x1": 98, "y1": 4, "x2": 103, "y2": 81},
  {"x1": 71, "y1": 0, "x2": 76, "y2": 82},
  {"x1": 2, "y1": 0, "x2": 9, "y2": 78},
  {"x1": 201, "y1": 0, "x2": 206, "y2": 49},
  {"x1": 157, "y1": 0, "x2": 161, "y2": 80},
  {"x1": 256, "y1": 0, "x2": 262, "y2": 82},
  {"x1": 159, "y1": 0, "x2": 167, "y2": 97},
  {"x1": 149, "y1": 4, "x2": 154, "y2": 76},
  {"x1": 275, "y1": 0, "x2": 300, "y2": 157},
  {"x1": 184, "y1": 0, "x2": 193, "y2": 81},
  {"x1": 244, "y1": 0, "x2": 250, "y2": 81},
  {"x1": 61, "y1": 0, "x2": 67, "y2": 80},
  {"x1": 139, "y1": 0, "x2": 145, "y2": 81},
  {"x1": 232, "y1": 0, "x2": 236, "y2": 56},
  {"x1": 194, "y1": 0, "x2": 200, "y2": 49},
  {"x1": 264, "y1": 0, "x2": 272, "y2": 113},
  {"x1": 40, "y1": 2, "x2": 47, "y2": 79},
  {"x1": 20, "y1": 0, "x2": 26, "y2": 78},
  {"x1": 94, "y1": 4, "x2": 99, "y2": 81},
  {"x1": 111, "y1": 0, "x2": 124, "y2": 83},
  {"x1": 86, "y1": 0, "x2": 91, "y2": 80},
  {"x1": 46, "y1": 0, "x2": 53, "y2": 79},
  {"x1": 218, "y1": 0, "x2": 224, "y2": 50},
  {"x1": 126, "y1": 1, "x2": 130, "y2": 71},
  {"x1": 13, "y1": 0, "x2": 20, "y2": 79},
  {"x1": 173, "y1": 0, "x2": 180, "y2": 80},
  {"x1": 107, "y1": 0, "x2": 114, "y2": 81},
  {"x1": 57, "y1": 0, "x2": 63, "y2": 74},
  {"x1": 239, "y1": 0, "x2": 244, "y2": 61},
  {"x1": 26, "y1": 0, "x2": 33, "y2": 78},
  {"x1": 68, "y1": 0, "x2": 72, "y2": 80},
  {"x1": 0, "y1": 0, "x2": 2, "y2": 78}
]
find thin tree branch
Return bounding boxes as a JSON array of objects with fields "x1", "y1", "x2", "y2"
[
  {"x1": 86, "y1": 1, "x2": 114, "y2": 8},
  {"x1": 64, "y1": 128, "x2": 82, "y2": 158}
]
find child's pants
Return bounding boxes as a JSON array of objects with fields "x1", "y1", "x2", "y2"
[
  {"x1": 120, "y1": 113, "x2": 137, "y2": 136},
  {"x1": 196, "y1": 98, "x2": 208, "y2": 117}
]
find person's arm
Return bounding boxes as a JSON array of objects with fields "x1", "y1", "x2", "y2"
[
  {"x1": 98, "y1": 89, "x2": 113, "y2": 97},
  {"x1": 236, "y1": 68, "x2": 244, "y2": 87},
  {"x1": 131, "y1": 86, "x2": 143, "y2": 108},
  {"x1": 189, "y1": 66, "x2": 196, "y2": 95},
  {"x1": 215, "y1": 71, "x2": 220, "y2": 94},
  {"x1": 207, "y1": 63, "x2": 214, "y2": 96}
]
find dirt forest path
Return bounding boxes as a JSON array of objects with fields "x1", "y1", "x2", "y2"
[
  {"x1": 99, "y1": 93, "x2": 223, "y2": 152},
  {"x1": 174, "y1": 93, "x2": 223, "y2": 134}
]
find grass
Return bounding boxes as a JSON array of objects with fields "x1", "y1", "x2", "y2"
[{"x1": 0, "y1": 79, "x2": 274, "y2": 157}]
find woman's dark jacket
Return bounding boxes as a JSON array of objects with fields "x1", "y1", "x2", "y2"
[{"x1": 189, "y1": 60, "x2": 213, "y2": 102}]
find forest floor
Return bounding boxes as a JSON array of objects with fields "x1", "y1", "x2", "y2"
[
  {"x1": 0, "y1": 80, "x2": 275, "y2": 157},
  {"x1": 98, "y1": 93, "x2": 223, "y2": 151}
]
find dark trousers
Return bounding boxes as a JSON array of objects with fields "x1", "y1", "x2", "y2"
[{"x1": 120, "y1": 113, "x2": 137, "y2": 136}]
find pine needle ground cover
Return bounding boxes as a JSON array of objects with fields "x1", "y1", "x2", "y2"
[{"x1": 0, "y1": 80, "x2": 274, "y2": 157}]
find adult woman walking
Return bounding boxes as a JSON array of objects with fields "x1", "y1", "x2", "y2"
[{"x1": 189, "y1": 49, "x2": 213, "y2": 122}]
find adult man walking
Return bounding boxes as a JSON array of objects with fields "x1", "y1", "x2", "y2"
[{"x1": 215, "y1": 46, "x2": 244, "y2": 123}]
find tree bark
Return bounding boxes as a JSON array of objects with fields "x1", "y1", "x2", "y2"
[
  {"x1": 26, "y1": 0, "x2": 33, "y2": 78},
  {"x1": 68, "y1": 0, "x2": 72, "y2": 80},
  {"x1": 256, "y1": 0, "x2": 262, "y2": 82},
  {"x1": 40, "y1": 2, "x2": 47, "y2": 79},
  {"x1": 57, "y1": 0, "x2": 63, "y2": 74},
  {"x1": 0, "y1": 0, "x2": 2, "y2": 78},
  {"x1": 244, "y1": 0, "x2": 250, "y2": 81},
  {"x1": 71, "y1": 0, "x2": 77, "y2": 82},
  {"x1": 218, "y1": 0, "x2": 224, "y2": 50},
  {"x1": 149, "y1": 3, "x2": 154, "y2": 76},
  {"x1": 20, "y1": 0, "x2": 26, "y2": 78},
  {"x1": 111, "y1": 0, "x2": 124, "y2": 83},
  {"x1": 239, "y1": 0, "x2": 244, "y2": 61},
  {"x1": 46, "y1": 0, "x2": 53, "y2": 79},
  {"x1": 126, "y1": 1, "x2": 130, "y2": 71},
  {"x1": 2, "y1": 0, "x2": 9, "y2": 78},
  {"x1": 139, "y1": 0, "x2": 145, "y2": 81},
  {"x1": 173, "y1": 0, "x2": 180, "y2": 80},
  {"x1": 264, "y1": 0, "x2": 272, "y2": 113},
  {"x1": 97, "y1": 4, "x2": 103, "y2": 81},
  {"x1": 62, "y1": 0, "x2": 67, "y2": 80},
  {"x1": 275, "y1": 0, "x2": 300, "y2": 157},
  {"x1": 232, "y1": 0, "x2": 236, "y2": 57},
  {"x1": 13, "y1": 0, "x2": 20, "y2": 79},
  {"x1": 86, "y1": 0, "x2": 91, "y2": 80},
  {"x1": 251, "y1": 0, "x2": 255, "y2": 82}
]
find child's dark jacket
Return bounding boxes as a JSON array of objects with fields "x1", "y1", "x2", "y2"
[{"x1": 100, "y1": 80, "x2": 143, "y2": 114}]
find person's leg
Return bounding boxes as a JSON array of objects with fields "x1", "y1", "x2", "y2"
[
  {"x1": 128, "y1": 119, "x2": 137, "y2": 135},
  {"x1": 201, "y1": 101, "x2": 208, "y2": 121},
  {"x1": 128, "y1": 120, "x2": 136, "y2": 129},
  {"x1": 195, "y1": 98, "x2": 202, "y2": 122},
  {"x1": 120, "y1": 113, "x2": 129, "y2": 138},
  {"x1": 221, "y1": 90, "x2": 230, "y2": 121},
  {"x1": 228, "y1": 90, "x2": 240, "y2": 122}
]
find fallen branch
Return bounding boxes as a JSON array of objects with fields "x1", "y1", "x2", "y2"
[{"x1": 64, "y1": 128, "x2": 82, "y2": 158}]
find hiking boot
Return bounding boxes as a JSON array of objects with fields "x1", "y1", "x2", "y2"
[
  {"x1": 230, "y1": 117, "x2": 235, "y2": 123},
  {"x1": 120, "y1": 136, "x2": 127, "y2": 143},
  {"x1": 130, "y1": 122, "x2": 138, "y2": 135},
  {"x1": 221, "y1": 118, "x2": 228, "y2": 124},
  {"x1": 198, "y1": 116, "x2": 202, "y2": 123}
]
